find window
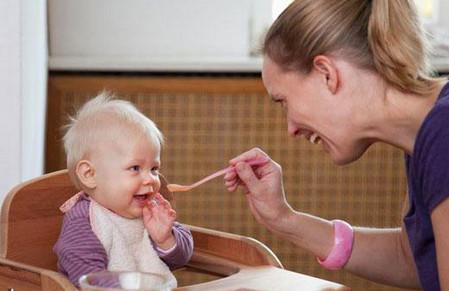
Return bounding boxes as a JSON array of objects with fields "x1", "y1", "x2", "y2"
[
  {"x1": 272, "y1": 0, "x2": 293, "y2": 20},
  {"x1": 415, "y1": 0, "x2": 439, "y2": 24}
]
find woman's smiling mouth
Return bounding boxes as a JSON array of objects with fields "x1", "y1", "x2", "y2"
[
  {"x1": 308, "y1": 132, "x2": 322, "y2": 144},
  {"x1": 299, "y1": 128, "x2": 322, "y2": 145}
]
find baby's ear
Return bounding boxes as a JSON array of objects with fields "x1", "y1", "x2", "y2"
[{"x1": 75, "y1": 160, "x2": 96, "y2": 189}]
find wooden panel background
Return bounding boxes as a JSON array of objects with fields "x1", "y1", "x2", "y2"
[{"x1": 46, "y1": 74, "x2": 409, "y2": 290}]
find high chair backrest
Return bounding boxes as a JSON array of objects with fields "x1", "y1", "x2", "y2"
[
  {"x1": 0, "y1": 169, "x2": 174, "y2": 271},
  {"x1": 0, "y1": 170, "x2": 75, "y2": 271}
]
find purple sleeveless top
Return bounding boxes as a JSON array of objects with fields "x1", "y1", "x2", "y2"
[{"x1": 404, "y1": 82, "x2": 449, "y2": 291}]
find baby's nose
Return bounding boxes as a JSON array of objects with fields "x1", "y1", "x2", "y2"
[{"x1": 142, "y1": 172, "x2": 157, "y2": 184}]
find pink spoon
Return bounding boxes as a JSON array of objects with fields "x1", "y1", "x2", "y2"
[{"x1": 167, "y1": 157, "x2": 269, "y2": 193}]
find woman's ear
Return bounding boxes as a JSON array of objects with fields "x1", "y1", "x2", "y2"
[
  {"x1": 75, "y1": 160, "x2": 96, "y2": 189},
  {"x1": 312, "y1": 55, "x2": 339, "y2": 94}
]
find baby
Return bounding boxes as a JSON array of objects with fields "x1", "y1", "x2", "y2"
[{"x1": 53, "y1": 93, "x2": 193, "y2": 288}]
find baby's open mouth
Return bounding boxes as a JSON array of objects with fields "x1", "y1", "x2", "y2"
[{"x1": 133, "y1": 194, "x2": 149, "y2": 201}]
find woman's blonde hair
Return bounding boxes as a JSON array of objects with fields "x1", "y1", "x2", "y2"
[
  {"x1": 264, "y1": 0, "x2": 438, "y2": 95},
  {"x1": 63, "y1": 92, "x2": 164, "y2": 188}
]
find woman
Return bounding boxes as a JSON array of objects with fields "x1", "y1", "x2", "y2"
[{"x1": 224, "y1": 1, "x2": 448, "y2": 290}]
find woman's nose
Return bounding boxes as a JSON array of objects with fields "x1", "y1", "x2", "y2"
[{"x1": 287, "y1": 120, "x2": 299, "y2": 137}]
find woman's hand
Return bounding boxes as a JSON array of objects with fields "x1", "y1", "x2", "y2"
[
  {"x1": 224, "y1": 148, "x2": 294, "y2": 232},
  {"x1": 143, "y1": 193, "x2": 177, "y2": 250}
]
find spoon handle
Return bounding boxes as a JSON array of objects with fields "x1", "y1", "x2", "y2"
[
  {"x1": 167, "y1": 157, "x2": 270, "y2": 192},
  {"x1": 189, "y1": 157, "x2": 270, "y2": 188}
]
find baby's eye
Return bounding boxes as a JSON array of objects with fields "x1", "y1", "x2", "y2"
[
  {"x1": 130, "y1": 165, "x2": 140, "y2": 172},
  {"x1": 151, "y1": 167, "x2": 160, "y2": 174}
]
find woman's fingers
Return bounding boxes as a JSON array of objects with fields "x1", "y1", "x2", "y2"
[
  {"x1": 224, "y1": 148, "x2": 279, "y2": 196},
  {"x1": 234, "y1": 162, "x2": 260, "y2": 193},
  {"x1": 225, "y1": 148, "x2": 272, "y2": 193},
  {"x1": 224, "y1": 170, "x2": 238, "y2": 182},
  {"x1": 226, "y1": 179, "x2": 240, "y2": 192},
  {"x1": 229, "y1": 147, "x2": 268, "y2": 166}
]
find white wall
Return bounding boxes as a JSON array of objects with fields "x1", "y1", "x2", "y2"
[
  {"x1": 0, "y1": 0, "x2": 47, "y2": 205},
  {"x1": 0, "y1": 0, "x2": 21, "y2": 203},
  {"x1": 48, "y1": 0, "x2": 272, "y2": 71},
  {"x1": 21, "y1": 0, "x2": 48, "y2": 182},
  {"x1": 438, "y1": 0, "x2": 449, "y2": 28}
]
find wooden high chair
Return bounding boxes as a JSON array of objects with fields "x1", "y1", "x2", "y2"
[
  {"x1": 0, "y1": 170, "x2": 350, "y2": 290},
  {"x1": 0, "y1": 170, "x2": 283, "y2": 289}
]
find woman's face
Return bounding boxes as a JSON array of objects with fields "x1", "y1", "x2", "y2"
[{"x1": 262, "y1": 56, "x2": 373, "y2": 165}]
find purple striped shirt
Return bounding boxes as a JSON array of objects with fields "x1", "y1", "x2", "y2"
[{"x1": 53, "y1": 196, "x2": 193, "y2": 287}]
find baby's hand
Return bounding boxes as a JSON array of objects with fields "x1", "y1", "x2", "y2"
[{"x1": 143, "y1": 193, "x2": 177, "y2": 250}]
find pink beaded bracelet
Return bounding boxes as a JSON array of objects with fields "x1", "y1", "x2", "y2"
[{"x1": 317, "y1": 219, "x2": 354, "y2": 270}]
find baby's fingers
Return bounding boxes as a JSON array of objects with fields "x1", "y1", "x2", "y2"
[
  {"x1": 155, "y1": 193, "x2": 171, "y2": 207},
  {"x1": 142, "y1": 206, "x2": 153, "y2": 220},
  {"x1": 168, "y1": 209, "x2": 177, "y2": 219}
]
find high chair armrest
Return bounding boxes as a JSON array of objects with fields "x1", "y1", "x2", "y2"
[
  {"x1": 184, "y1": 224, "x2": 283, "y2": 276},
  {"x1": 0, "y1": 257, "x2": 77, "y2": 291}
]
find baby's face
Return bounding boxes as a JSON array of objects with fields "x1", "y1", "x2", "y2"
[{"x1": 89, "y1": 134, "x2": 161, "y2": 219}]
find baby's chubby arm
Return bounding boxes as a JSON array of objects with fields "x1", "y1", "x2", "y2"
[
  {"x1": 54, "y1": 203, "x2": 108, "y2": 287},
  {"x1": 154, "y1": 222, "x2": 194, "y2": 269},
  {"x1": 144, "y1": 194, "x2": 193, "y2": 269}
]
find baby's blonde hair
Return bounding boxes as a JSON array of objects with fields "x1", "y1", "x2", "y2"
[
  {"x1": 63, "y1": 92, "x2": 164, "y2": 189},
  {"x1": 264, "y1": 0, "x2": 439, "y2": 95}
]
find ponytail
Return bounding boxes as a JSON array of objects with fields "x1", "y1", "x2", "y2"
[{"x1": 368, "y1": 0, "x2": 436, "y2": 95}]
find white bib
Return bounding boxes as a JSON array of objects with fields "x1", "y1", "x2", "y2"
[{"x1": 89, "y1": 199, "x2": 177, "y2": 288}]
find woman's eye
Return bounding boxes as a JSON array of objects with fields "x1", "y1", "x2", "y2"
[
  {"x1": 280, "y1": 101, "x2": 288, "y2": 110},
  {"x1": 272, "y1": 98, "x2": 285, "y2": 107}
]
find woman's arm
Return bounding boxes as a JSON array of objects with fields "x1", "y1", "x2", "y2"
[
  {"x1": 274, "y1": 210, "x2": 420, "y2": 288},
  {"x1": 344, "y1": 194, "x2": 419, "y2": 288},
  {"x1": 431, "y1": 197, "x2": 449, "y2": 291},
  {"x1": 225, "y1": 148, "x2": 420, "y2": 288},
  {"x1": 344, "y1": 224, "x2": 418, "y2": 287}
]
